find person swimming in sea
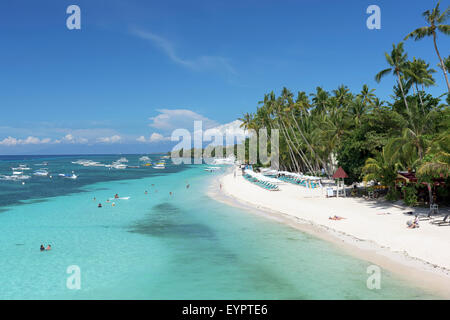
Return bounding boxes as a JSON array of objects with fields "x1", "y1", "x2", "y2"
[
  {"x1": 98, "y1": 203, "x2": 102, "y2": 208},
  {"x1": 186, "y1": 184, "x2": 190, "y2": 189},
  {"x1": 114, "y1": 194, "x2": 119, "y2": 199},
  {"x1": 46, "y1": 244, "x2": 51, "y2": 251},
  {"x1": 169, "y1": 192, "x2": 173, "y2": 196},
  {"x1": 40, "y1": 244, "x2": 45, "y2": 252},
  {"x1": 145, "y1": 190, "x2": 148, "y2": 195}
]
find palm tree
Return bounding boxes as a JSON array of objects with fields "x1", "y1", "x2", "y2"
[
  {"x1": 332, "y1": 85, "x2": 352, "y2": 109},
  {"x1": 349, "y1": 96, "x2": 368, "y2": 126},
  {"x1": 375, "y1": 42, "x2": 411, "y2": 114},
  {"x1": 310, "y1": 87, "x2": 330, "y2": 114},
  {"x1": 384, "y1": 100, "x2": 437, "y2": 166},
  {"x1": 362, "y1": 149, "x2": 398, "y2": 191},
  {"x1": 418, "y1": 133, "x2": 450, "y2": 178},
  {"x1": 358, "y1": 84, "x2": 376, "y2": 106},
  {"x1": 405, "y1": 57, "x2": 436, "y2": 110},
  {"x1": 417, "y1": 133, "x2": 450, "y2": 205},
  {"x1": 404, "y1": 1, "x2": 450, "y2": 92}
]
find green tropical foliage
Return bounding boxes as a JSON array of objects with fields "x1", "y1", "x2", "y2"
[{"x1": 237, "y1": 2, "x2": 449, "y2": 204}]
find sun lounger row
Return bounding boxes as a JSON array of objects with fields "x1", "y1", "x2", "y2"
[
  {"x1": 243, "y1": 174, "x2": 279, "y2": 191},
  {"x1": 277, "y1": 175, "x2": 320, "y2": 188}
]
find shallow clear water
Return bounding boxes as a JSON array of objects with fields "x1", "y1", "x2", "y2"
[{"x1": 0, "y1": 155, "x2": 438, "y2": 299}]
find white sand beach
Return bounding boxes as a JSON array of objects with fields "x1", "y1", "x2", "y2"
[{"x1": 213, "y1": 168, "x2": 450, "y2": 298}]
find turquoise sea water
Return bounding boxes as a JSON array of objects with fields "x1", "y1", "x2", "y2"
[{"x1": 0, "y1": 155, "x2": 438, "y2": 299}]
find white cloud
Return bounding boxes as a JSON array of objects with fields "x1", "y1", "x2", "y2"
[
  {"x1": 136, "y1": 136, "x2": 147, "y2": 143},
  {"x1": 204, "y1": 120, "x2": 249, "y2": 146},
  {"x1": 131, "y1": 28, "x2": 236, "y2": 75},
  {"x1": 97, "y1": 135, "x2": 122, "y2": 143},
  {"x1": 149, "y1": 133, "x2": 170, "y2": 143},
  {"x1": 0, "y1": 137, "x2": 19, "y2": 146},
  {"x1": 149, "y1": 109, "x2": 219, "y2": 132},
  {"x1": 0, "y1": 136, "x2": 53, "y2": 146}
]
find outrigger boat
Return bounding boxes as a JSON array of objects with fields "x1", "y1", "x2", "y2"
[
  {"x1": 58, "y1": 171, "x2": 78, "y2": 179},
  {"x1": 153, "y1": 161, "x2": 165, "y2": 169},
  {"x1": 12, "y1": 164, "x2": 31, "y2": 171},
  {"x1": 33, "y1": 169, "x2": 49, "y2": 177}
]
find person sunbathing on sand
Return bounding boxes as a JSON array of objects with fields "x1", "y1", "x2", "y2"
[
  {"x1": 329, "y1": 215, "x2": 345, "y2": 220},
  {"x1": 407, "y1": 217, "x2": 419, "y2": 229}
]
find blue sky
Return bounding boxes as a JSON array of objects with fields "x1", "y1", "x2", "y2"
[{"x1": 0, "y1": 0, "x2": 448, "y2": 154}]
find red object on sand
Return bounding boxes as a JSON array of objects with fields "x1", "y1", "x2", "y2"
[{"x1": 332, "y1": 167, "x2": 348, "y2": 179}]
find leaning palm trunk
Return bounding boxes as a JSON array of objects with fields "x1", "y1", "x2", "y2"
[
  {"x1": 281, "y1": 124, "x2": 303, "y2": 173},
  {"x1": 279, "y1": 120, "x2": 312, "y2": 173},
  {"x1": 416, "y1": 83, "x2": 425, "y2": 115},
  {"x1": 396, "y1": 71, "x2": 411, "y2": 114},
  {"x1": 285, "y1": 123, "x2": 317, "y2": 174},
  {"x1": 277, "y1": 121, "x2": 301, "y2": 173},
  {"x1": 433, "y1": 33, "x2": 450, "y2": 93},
  {"x1": 279, "y1": 118, "x2": 315, "y2": 174},
  {"x1": 290, "y1": 110, "x2": 329, "y2": 175}
]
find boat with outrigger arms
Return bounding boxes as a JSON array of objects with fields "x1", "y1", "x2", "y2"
[
  {"x1": 139, "y1": 156, "x2": 152, "y2": 167},
  {"x1": 58, "y1": 171, "x2": 78, "y2": 179},
  {"x1": 153, "y1": 160, "x2": 166, "y2": 169},
  {"x1": 33, "y1": 169, "x2": 49, "y2": 177}
]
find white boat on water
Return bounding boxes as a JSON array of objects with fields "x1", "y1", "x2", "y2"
[
  {"x1": 111, "y1": 162, "x2": 127, "y2": 169},
  {"x1": 0, "y1": 174, "x2": 30, "y2": 181},
  {"x1": 139, "y1": 156, "x2": 150, "y2": 162},
  {"x1": 33, "y1": 169, "x2": 49, "y2": 177},
  {"x1": 153, "y1": 162, "x2": 165, "y2": 169},
  {"x1": 204, "y1": 166, "x2": 221, "y2": 172},
  {"x1": 72, "y1": 159, "x2": 105, "y2": 167},
  {"x1": 12, "y1": 171, "x2": 23, "y2": 175},
  {"x1": 12, "y1": 164, "x2": 31, "y2": 171},
  {"x1": 59, "y1": 171, "x2": 78, "y2": 179}
]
